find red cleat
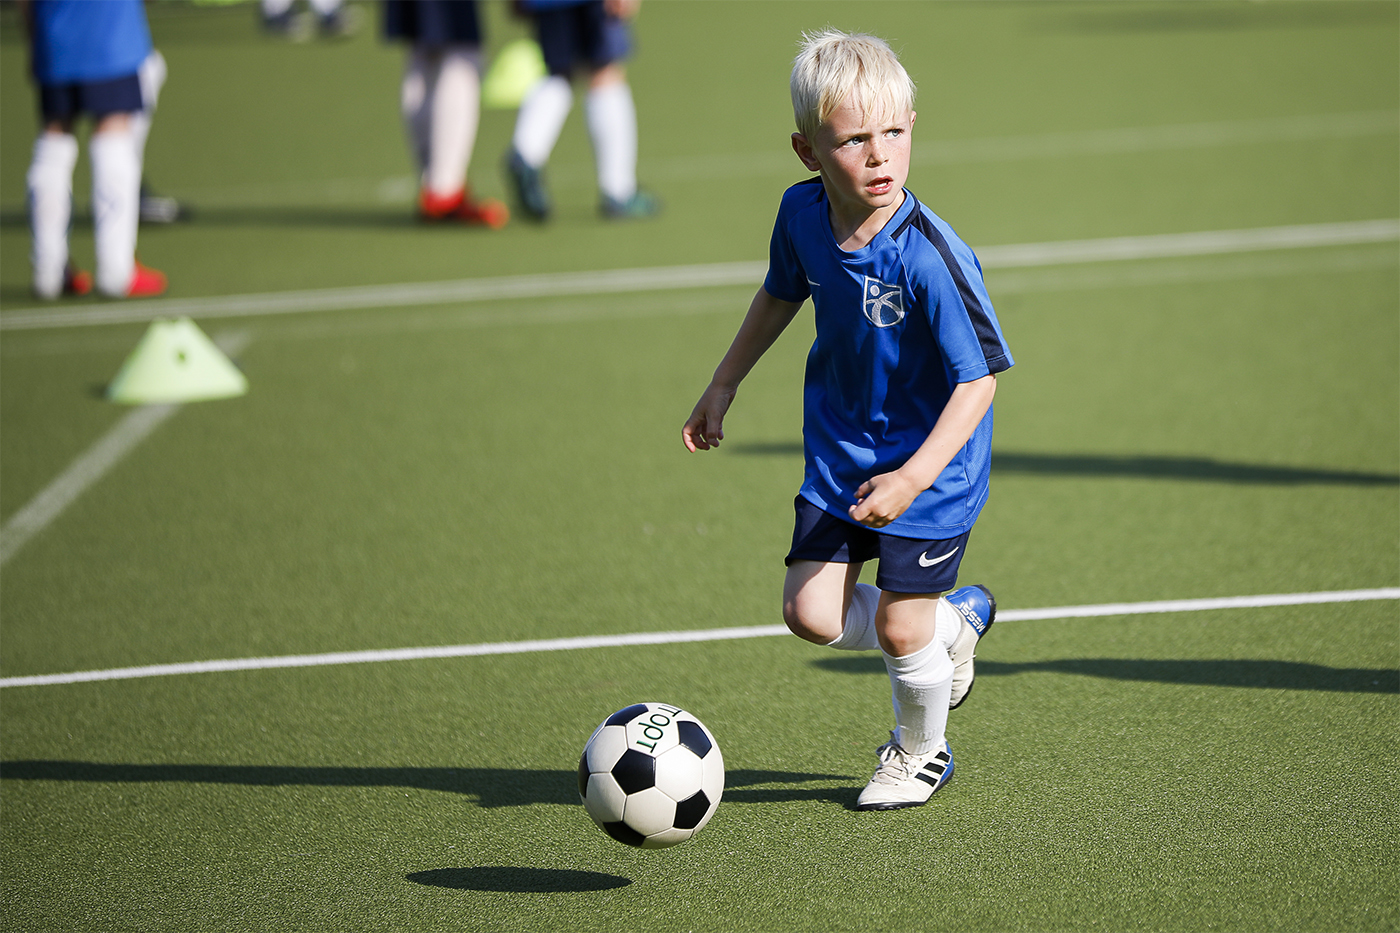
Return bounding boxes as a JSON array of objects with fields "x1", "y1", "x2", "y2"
[
  {"x1": 126, "y1": 260, "x2": 168, "y2": 298},
  {"x1": 418, "y1": 187, "x2": 509, "y2": 229},
  {"x1": 63, "y1": 265, "x2": 93, "y2": 296}
]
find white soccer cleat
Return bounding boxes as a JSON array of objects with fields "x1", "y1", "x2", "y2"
[
  {"x1": 855, "y1": 735, "x2": 954, "y2": 811},
  {"x1": 946, "y1": 584, "x2": 996, "y2": 710}
]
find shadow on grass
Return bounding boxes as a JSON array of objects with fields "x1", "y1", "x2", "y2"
[
  {"x1": 0, "y1": 762, "x2": 851, "y2": 804},
  {"x1": 407, "y1": 867, "x2": 631, "y2": 893},
  {"x1": 812, "y1": 655, "x2": 1400, "y2": 693},
  {"x1": 728, "y1": 443, "x2": 1399, "y2": 487}
]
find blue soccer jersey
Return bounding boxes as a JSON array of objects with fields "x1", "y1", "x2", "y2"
[
  {"x1": 764, "y1": 178, "x2": 1013, "y2": 539},
  {"x1": 29, "y1": 0, "x2": 152, "y2": 86}
]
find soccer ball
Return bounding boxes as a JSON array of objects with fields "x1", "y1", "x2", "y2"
[{"x1": 578, "y1": 702, "x2": 724, "y2": 849}]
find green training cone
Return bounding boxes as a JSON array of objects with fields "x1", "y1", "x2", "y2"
[
  {"x1": 482, "y1": 38, "x2": 547, "y2": 110},
  {"x1": 106, "y1": 317, "x2": 248, "y2": 404}
]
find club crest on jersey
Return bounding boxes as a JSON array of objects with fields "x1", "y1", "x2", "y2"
[{"x1": 862, "y1": 276, "x2": 905, "y2": 327}]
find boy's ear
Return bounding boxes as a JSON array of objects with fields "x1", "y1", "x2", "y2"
[{"x1": 791, "y1": 133, "x2": 823, "y2": 173}]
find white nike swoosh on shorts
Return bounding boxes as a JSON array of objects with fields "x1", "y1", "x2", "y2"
[{"x1": 918, "y1": 546, "x2": 960, "y2": 568}]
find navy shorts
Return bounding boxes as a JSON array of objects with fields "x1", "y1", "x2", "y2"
[
  {"x1": 533, "y1": 1, "x2": 631, "y2": 76},
  {"x1": 39, "y1": 73, "x2": 143, "y2": 122},
  {"x1": 785, "y1": 496, "x2": 971, "y2": 595},
  {"x1": 383, "y1": 0, "x2": 482, "y2": 45}
]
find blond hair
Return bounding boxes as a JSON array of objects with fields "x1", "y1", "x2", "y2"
[{"x1": 790, "y1": 28, "x2": 915, "y2": 140}]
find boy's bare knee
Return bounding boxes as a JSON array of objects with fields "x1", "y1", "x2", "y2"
[{"x1": 782, "y1": 598, "x2": 837, "y2": 645}]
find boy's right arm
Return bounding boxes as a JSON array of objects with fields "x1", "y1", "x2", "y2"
[{"x1": 682, "y1": 287, "x2": 803, "y2": 452}]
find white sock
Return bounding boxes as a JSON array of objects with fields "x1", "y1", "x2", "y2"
[
  {"x1": 90, "y1": 130, "x2": 140, "y2": 297},
  {"x1": 933, "y1": 595, "x2": 963, "y2": 650},
  {"x1": 826, "y1": 583, "x2": 881, "y2": 651},
  {"x1": 512, "y1": 75, "x2": 572, "y2": 168},
  {"x1": 424, "y1": 46, "x2": 481, "y2": 196},
  {"x1": 882, "y1": 609, "x2": 958, "y2": 756},
  {"x1": 131, "y1": 50, "x2": 167, "y2": 175},
  {"x1": 27, "y1": 132, "x2": 79, "y2": 299},
  {"x1": 585, "y1": 80, "x2": 637, "y2": 202},
  {"x1": 401, "y1": 50, "x2": 432, "y2": 176}
]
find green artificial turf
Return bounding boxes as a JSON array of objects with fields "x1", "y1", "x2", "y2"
[{"x1": 1, "y1": 2, "x2": 1397, "y2": 931}]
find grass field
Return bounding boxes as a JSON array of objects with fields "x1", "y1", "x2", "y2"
[{"x1": 1, "y1": 2, "x2": 1397, "y2": 930}]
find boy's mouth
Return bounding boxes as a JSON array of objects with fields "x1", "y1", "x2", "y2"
[{"x1": 866, "y1": 176, "x2": 895, "y2": 195}]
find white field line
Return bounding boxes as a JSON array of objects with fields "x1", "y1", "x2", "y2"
[
  {"x1": 0, "y1": 404, "x2": 178, "y2": 566},
  {"x1": 2, "y1": 219, "x2": 1395, "y2": 332},
  {"x1": 0, "y1": 332, "x2": 251, "y2": 567},
  {"x1": 976, "y1": 219, "x2": 1400, "y2": 268},
  {"x1": 2, "y1": 588, "x2": 1395, "y2": 689}
]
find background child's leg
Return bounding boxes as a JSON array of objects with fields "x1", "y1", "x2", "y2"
[
  {"x1": 401, "y1": 48, "x2": 435, "y2": 183},
  {"x1": 89, "y1": 115, "x2": 140, "y2": 297},
  {"x1": 584, "y1": 64, "x2": 636, "y2": 204},
  {"x1": 424, "y1": 46, "x2": 481, "y2": 198},
  {"x1": 511, "y1": 74, "x2": 573, "y2": 170},
  {"x1": 781, "y1": 560, "x2": 875, "y2": 648},
  {"x1": 878, "y1": 594, "x2": 962, "y2": 754},
  {"x1": 27, "y1": 129, "x2": 79, "y2": 299},
  {"x1": 130, "y1": 50, "x2": 166, "y2": 179}
]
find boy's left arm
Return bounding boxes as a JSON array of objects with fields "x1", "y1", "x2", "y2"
[{"x1": 848, "y1": 374, "x2": 997, "y2": 528}]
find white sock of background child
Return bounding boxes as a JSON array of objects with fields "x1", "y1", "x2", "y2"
[
  {"x1": 881, "y1": 596, "x2": 961, "y2": 755},
  {"x1": 401, "y1": 49, "x2": 433, "y2": 177},
  {"x1": 130, "y1": 49, "x2": 167, "y2": 176},
  {"x1": 90, "y1": 129, "x2": 140, "y2": 296},
  {"x1": 826, "y1": 582, "x2": 881, "y2": 651},
  {"x1": 424, "y1": 46, "x2": 480, "y2": 197},
  {"x1": 512, "y1": 75, "x2": 572, "y2": 168},
  {"x1": 585, "y1": 80, "x2": 637, "y2": 203},
  {"x1": 27, "y1": 132, "x2": 79, "y2": 299}
]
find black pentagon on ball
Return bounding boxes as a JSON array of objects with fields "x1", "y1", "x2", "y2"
[
  {"x1": 673, "y1": 790, "x2": 711, "y2": 830},
  {"x1": 605, "y1": 703, "x2": 650, "y2": 727},
  {"x1": 602, "y1": 821, "x2": 646, "y2": 847},
  {"x1": 577, "y1": 752, "x2": 590, "y2": 798},
  {"x1": 676, "y1": 720, "x2": 712, "y2": 758},
  {"x1": 610, "y1": 749, "x2": 656, "y2": 794}
]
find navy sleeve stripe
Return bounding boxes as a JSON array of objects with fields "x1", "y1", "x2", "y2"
[{"x1": 904, "y1": 201, "x2": 1011, "y2": 375}]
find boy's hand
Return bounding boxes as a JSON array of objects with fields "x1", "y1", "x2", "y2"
[
  {"x1": 682, "y1": 384, "x2": 736, "y2": 452},
  {"x1": 849, "y1": 470, "x2": 922, "y2": 528}
]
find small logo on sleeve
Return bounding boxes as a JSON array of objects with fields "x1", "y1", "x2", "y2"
[{"x1": 862, "y1": 277, "x2": 905, "y2": 327}]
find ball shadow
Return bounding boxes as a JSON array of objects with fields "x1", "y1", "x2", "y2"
[{"x1": 407, "y1": 866, "x2": 631, "y2": 893}]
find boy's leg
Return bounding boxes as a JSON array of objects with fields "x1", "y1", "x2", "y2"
[
  {"x1": 878, "y1": 592, "x2": 961, "y2": 748},
  {"x1": 855, "y1": 592, "x2": 963, "y2": 810},
  {"x1": 781, "y1": 559, "x2": 873, "y2": 647}
]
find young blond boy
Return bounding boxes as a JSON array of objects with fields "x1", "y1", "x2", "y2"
[{"x1": 682, "y1": 29, "x2": 1012, "y2": 809}]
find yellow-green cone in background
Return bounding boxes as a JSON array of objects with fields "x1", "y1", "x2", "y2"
[
  {"x1": 106, "y1": 317, "x2": 248, "y2": 404},
  {"x1": 482, "y1": 38, "x2": 547, "y2": 110}
]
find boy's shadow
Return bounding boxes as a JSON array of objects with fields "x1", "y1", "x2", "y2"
[
  {"x1": 0, "y1": 762, "x2": 854, "y2": 808},
  {"x1": 812, "y1": 655, "x2": 1400, "y2": 694}
]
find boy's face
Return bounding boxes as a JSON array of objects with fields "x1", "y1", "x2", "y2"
[{"x1": 792, "y1": 96, "x2": 916, "y2": 219}]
